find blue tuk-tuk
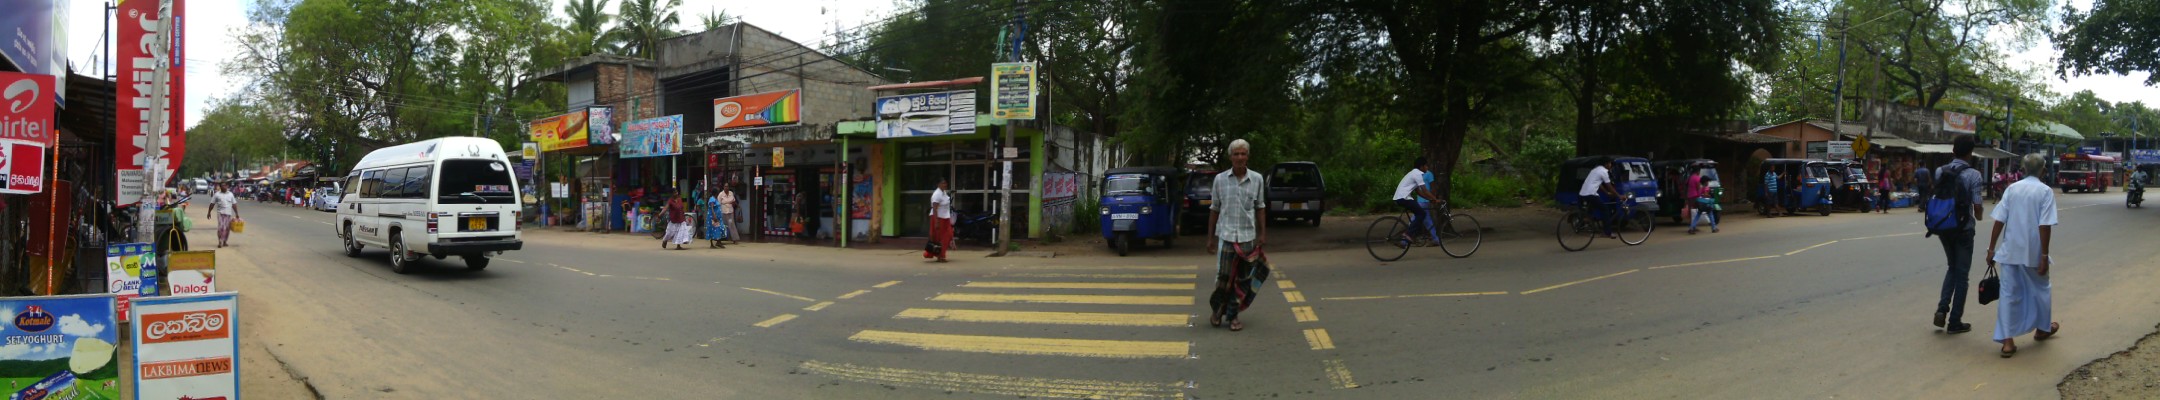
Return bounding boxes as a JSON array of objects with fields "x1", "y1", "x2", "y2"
[
  {"x1": 1100, "y1": 167, "x2": 1186, "y2": 256},
  {"x1": 1556, "y1": 156, "x2": 1661, "y2": 210},
  {"x1": 1755, "y1": 158, "x2": 1833, "y2": 216}
]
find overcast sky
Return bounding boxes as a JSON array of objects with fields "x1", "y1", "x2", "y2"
[{"x1": 58, "y1": 0, "x2": 2160, "y2": 131}]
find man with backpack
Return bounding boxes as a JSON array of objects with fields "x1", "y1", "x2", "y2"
[{"x1": 1927, "y1": 135, "x2": 1987, "y2": 334}]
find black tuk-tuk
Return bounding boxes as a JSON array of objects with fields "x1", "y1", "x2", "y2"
[
  {"x1": 1652, "y1": 159, "x2": 1718, "y2": 224},
  {"x1": 1100, "y1": 167, "x2": 1186, "y2": 256}
]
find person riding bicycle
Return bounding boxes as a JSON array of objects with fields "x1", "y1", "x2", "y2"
[
  {"x1": 1579, "y1": 159, "x2": 1622, "y2": 239},
  {"x1": 1392, "y1": 157, "x2": 1439, "y2": 246}
]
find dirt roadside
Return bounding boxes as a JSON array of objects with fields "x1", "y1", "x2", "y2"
[
  {"x1": 178, "y1": 229, "x2": 323, "y2": 399},
  {"x1": 2060, "y1": 322, "x2": 2160, "y2": 398}
]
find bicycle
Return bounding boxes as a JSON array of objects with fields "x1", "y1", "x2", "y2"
[
  {"x1": 1556, "y1": 198, "x2": 1652, "y2": 251},
  {"x1": 1364, "y1": 200, "x2": 1483, "y2": 261}
]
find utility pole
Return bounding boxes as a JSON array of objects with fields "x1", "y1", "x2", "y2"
[
  {"x1": 994, "y1": 0, "x2": 1029, "y2": 256},
  {"x1": 134, "y1": 0, "x2": 176, "y2": 244},
  {"x1": 1830, "y1": 11, "x2": 1848, "y2": 161}
]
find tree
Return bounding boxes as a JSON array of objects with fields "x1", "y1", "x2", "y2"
[
  {"x1": 1842, "y1": 0, "x2": 2049, "y2": 109},
  {"x1": 697, "y1": 7, "x2": 729, "y2": 31},
  {"x1": 2054, "y1": 0, "x2": 2160, "y2": 86},
  {"x1": 563, "y1": 0, "x2": 613, "y2": 56},
  {"x1": 1543, "y1": 0, "x2": 1782, "y2": 139},
  {"x1": 605, "y1": 0, "x2": 682, "y2": 59}
]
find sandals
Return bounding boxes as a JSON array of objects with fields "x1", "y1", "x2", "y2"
[
  {"x1": 2001, "y1": 341, "x2": 2017, "y2": 358},
  {"x1": 2036, "y1": 322, "x2": 2060, "y2": 341},
  {"x1": 1228, "y1": 319, "x2": 1244, "y2": 332},
  {"x1": 1209, "y1": 311, "x2": 1223, "y2": 328}
]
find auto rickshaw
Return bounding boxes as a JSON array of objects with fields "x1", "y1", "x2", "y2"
[
  {"x1": 1825, "y1": 160, "x2": 1874, "y2": 212},
  {"x1": 1100, "y1": 167, "x2": 1185, "y2": 256},
  {"x1": 1652, "y1": 159, "x2": 1718, "y2": 224},
  {"x1": 1555, "y1": 156, "x2": 1661, "y2": 249},
  {"x1": 1754, "y1": 159, "x2": 1833, "y2": 216}
]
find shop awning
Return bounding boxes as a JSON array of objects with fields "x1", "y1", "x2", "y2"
[
  {"x1": 2020, "y1": 120, "x2": 2084, "y2": 142},
  {"x1": 1975, "y1": 148, "x2": 2019, "y2": 159},
  {"x1": 1842, "y1": 132, "x2": 1923, "y2": 149},
  {"x1": 1698, "y1": 132, "x2": 1795, "y2": 144}
]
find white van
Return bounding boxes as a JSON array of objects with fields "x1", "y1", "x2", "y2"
[{"x1": 335, "y1": 137, "x2": 523, "y2": 273}]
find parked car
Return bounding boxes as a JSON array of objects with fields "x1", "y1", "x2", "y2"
[
  {"x1": 1181, "y1": 170, "x2": 1217, "y2": 234},
  {"x1": 1266, "y1": 162, "x2": 1326, "y2": 226},
  {"x1": 188, "y1": 179, "x2": 211, "y2": 194}
]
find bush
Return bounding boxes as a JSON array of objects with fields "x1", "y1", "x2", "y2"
[
  {"x1": 1447, "y1": 170, "x2": 1534, "y2": 209},
  {"x1": 1072, "y1": 196, "x2": 1101, "y2": 233}
]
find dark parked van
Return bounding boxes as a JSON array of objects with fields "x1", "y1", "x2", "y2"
[{"x1": 1267, "y1": 162, "x2": 1327, "y2": 226}]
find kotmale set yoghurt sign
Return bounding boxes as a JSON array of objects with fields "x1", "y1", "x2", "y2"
[{"x1": 0, "y1": 294, "x2": 122, "y2": 400}]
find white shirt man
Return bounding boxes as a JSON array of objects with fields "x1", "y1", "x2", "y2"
[
  {"x1": 1985, "y1": 155, "x2": 2059, "y2": 352},
  {"x1": 1579, "y1": 164, "x2": 1613, "y2": 198},
  {"x1": 1392, "y1": 168, "x2": 1427, "y2": 201}
]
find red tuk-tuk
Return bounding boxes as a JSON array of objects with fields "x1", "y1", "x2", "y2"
[{"x1": 2058, "y1": 153, "x2": 2118, "y2": 193}]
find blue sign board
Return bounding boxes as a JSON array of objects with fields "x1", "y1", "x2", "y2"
[
  {"x1": 0, "y1": 0, "x2": 66, "y2": 106},
  {"x1": 875, "y1": 90, "x2": 978, "y2": 139},
  {"x1": 2133, "y1": 149, "x2": 2160, "y2": 165},
  {"x1": 2079, "y1": 147, "x2": 2102, "y2": 156}
]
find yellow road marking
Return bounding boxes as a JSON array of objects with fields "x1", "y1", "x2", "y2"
[
  {"x1": 837, "y1": 289, "x2": 873, "y2": 299},
  {"x1": 1646, "y1": 255, "x2": 1782, "y2": 270},
  {"x1": 1291, "y1": 306, "x2": 1317, "y2": 322},
  {"x1": 1321, "y1": 291, "x2": 1510, "y2": 301},
  {"x1": 960, "y1": 282, "x2": 1194, "y2": 290},
  {"x1": 1002, "y1": 265, "x2": 1196, "y2": 271},
  {"x1": 797, "y1": 360, "x2": 1187, "y2": 399},
  {"x1": 929, "y1": 293, "x2": 1193, "y2": 306},
  {"x1": 1277, "y1": 280, "x2": 1297, "y2": 289},
  {"x1": 1785, "y1": 240, "x2": 1839, "y2": 256},
  {"x1": 1521, "y1": 269, "x2": 1640, "y2": 295},
  {"x1": 1283, "y1": 291, "x2": 1307, "y2": 303},
  {"x1": 804, "y1": 302, "x2": 835, "y2": 311},
  {"x1": 753, "y1": 314, "x2": 799, "y2": 328},
  {"x1": 1303, "y1": 328, "x2": 1336, "y2": 350},
  {"x1": 894, "y1": 308, "x2": 1189, "y2": 327},
  {"x1": 1323, "y1": 359, "x2": 1360, "y2": 389},
  {"x1": 993, "y1": 273, "x2": 1198, "y2": 279},
  {"x1": 849, "y1": 330, "x2": 1190, "y2": 359},
  {"x1": 742, "y1": 287, "x2": 817, "y2": 303},
  {"x1": 873, "y1": 280, "x2": 903, "y2": 288}
]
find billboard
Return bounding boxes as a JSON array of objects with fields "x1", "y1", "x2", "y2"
[
  {"x1": 713, "y1": 90, "x2": 802, "y2": 130},
  {"x1": 0, "y1": 0, "x2": 66, "y2": 106},
  {"x1": 118, "y1": 0, "x2": 187, "y2": 198},
  {"x1": 1, "y1": 71, "x2": 56, "y2": 146},
  {"x1": 0, "y1": 294, "x2": 122, "y2": 400},
  {"x1": 875, "y1": 90, "x2": 978, "y2": 139},
  {"x1": 991, "y1": 62, "x2": 1037, "y2": 120},
  {"x1": 620, "y1": 115, "x2": 683, "y2": 158},
  {"x1": 131, "y1": 293, "x2": 238, "y2": 400},
  {"x1": 529, "y1": 110, "x2": 590, "y2": 152},
  {"x1": 587, "y1": 106, "x2": 616, "y2": 145},
  {"x1": 2134, "y1": 149, "x2": 2160, "y2": 165},
  {"x1": 1943, "y1": 111, "x2": 1977, "y2": 134}
]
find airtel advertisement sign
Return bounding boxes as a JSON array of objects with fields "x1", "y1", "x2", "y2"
[
  {"x1": 0, "y1": 71, "x2": 52, "y2": 194},
  {"x1": 118, "y1": 0, "x2": 186, "y2": 188}
]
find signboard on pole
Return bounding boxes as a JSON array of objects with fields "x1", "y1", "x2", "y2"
[
  {"x1": 0, "y1": 294, "x2": 122, "y2": 400},
  {"x1": 875, "y1": 91, "x2": 978, "y2": 139},
  {"x1": 1943, "y1": 111, "x2": 1977, "y2": 134},
  {"x1": 1, "y1": 139, "x2": 48, "y2": 194},
  {"x1": 991, "y1": 62, "x2": 1037, "y2": 120},
  {"x1": 521, "y1": 142, "x2": 539, "y2": 159},
  {"x1": 1827, "y1": 141, "x2": 1854, "y2": 160},
  {"x1": 620, "y1": 115, "x2": 684, "y2": 158},
  {"x1": 530, "y1": 110, "x2": 592, "y2": 152},
  {"x1": 106, "y1": 243, "x2": 157, "y2": 317},
  {"x1": 713, "y1": 90, "x2": 802, "y2": 130},
  {"x1": 1, "y1": 71, "x2": 57, "y2": 147},
  {"x1": 117, "y1": 0, "x2": 187, "y2": 198},
  {"x1": 165, "y1": 251, "x2": 216, "y2": 296},
  {"x1": 131, "y1": 293, "x2": 239, "y2": 400}
]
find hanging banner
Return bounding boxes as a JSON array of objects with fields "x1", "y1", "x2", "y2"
[
  {"x1": 1942, "y1": 111, "x2": 1978, "y2": 134},
  {"x1": 117, "y1": 0, "x2": 187, "y2": 198},
  {"x1": 0, "y1": 294, "x2": 122, "y2": 400},
  {"x1": 875, "y1": 90, "x2": 978, "y2": 139},
  {"x1": 165, "y1": 251, "x2": 216, "y2": 296},
  {"x1": 0, "y1": 71, "x2": 57, "y2": 147},
  {"x1": 131, "y1": 293, "x2": 238, "y2": 400},
  {"x1": 991, "y1": 62, "x2": 1037, "y2": 120},
  {"x1": 2, "y1": 139, "x2": 48, "y2": 194},
  {"x1": 620, "y1": 115, "x2": 684, "y2": 158},
  {"x1": 529, "y1": 110, "x2": 590, "y2": 152},
  {"x1": 714, "y1": 90, "x2": 802, "y2": 130},
  {"x1": 106, "y1": 243, "x2": 157, "y2": 317}
]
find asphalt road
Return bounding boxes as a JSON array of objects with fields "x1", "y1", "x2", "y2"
[{"x1": 197, "y1": 190, "x2": 2160, "y2": 399}]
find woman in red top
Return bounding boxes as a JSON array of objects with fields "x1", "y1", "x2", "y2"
[{"x1": 662, "y1": 194, "x2": 692, "y2": 250}]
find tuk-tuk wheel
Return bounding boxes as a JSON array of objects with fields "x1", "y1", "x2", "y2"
[{"x1": 1115, "y1": 233, "x2": 1132, "y2": 256}]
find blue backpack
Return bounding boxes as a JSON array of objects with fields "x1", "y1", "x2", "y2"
[{"x1": 1922, "y1": 163, "x2": 1972, "y2": 237}]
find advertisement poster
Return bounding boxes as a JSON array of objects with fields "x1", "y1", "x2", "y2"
[
  {"x1": 165, "y1": 251, "x2": 215, "y2": 297},
  {"x1": 875, "y1": 91, "x2": 977, "y2": 139},
  {"x1": 106, "y1": 243, "x2": 157, "y2": 317},
  {"x1": 620, "y1": 115, "x2": 683, "y2": 158},
  {"x1": 117, "y1": 0, "x2": 186, "y2": 199},
  {"x1": 520, "y1": 142, "x2": 538, "y2": 159},
  {"x1": 991, "y1": 62, "x2": 1037, "y2": 120},
  {"x1": 1, "y1": 139, "x2": 48, "y2": 195},
  {"x1": 529, "y1": 110, "x2": 590, "y2": 152},
  {"x1": 850, "y1": 174, "x2": 873, "y2": 219},
  {"x1": 587, "y1": 107, "x2": 616, "y2": 145},
  {"x1": 713, "y1": 90, "x2": 802, "y2": 131},
  {"x1": 1942, "y1": 111, "x2": 1977, "y2": 134},
  {"x1": 0, "y1": 294, "x2": 123, "y2": 400},
  {"x1": 131, "y1": 293, "x2": 238, "y2": 400},
  {"x1": 1, "y1": 72, "x2": 57, "y2": 147},
  {"x1": 0, "y1": 0, "x2": 67, "y2": 106},
  {"x1": 1827, "y1": 141, "x2": 1854, "y2": 160}
]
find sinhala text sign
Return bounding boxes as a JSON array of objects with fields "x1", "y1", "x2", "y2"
[
  {"x1": 132, "y1": 292, "x2": 238, "y2": 400},
  {"x1": 106, "y1": 243, "x2": 158, "y2": 318},
  {"x1": 875, "y1": 91, "x2": 977, "y2": 139},
  {"x1": 991, "y1": 62, "x2": 1037, "y2": 120},
  {"x1": 620, "y1": 115, "x2": 684, "y2": 158},
  {"x1": 1, "y1": 294, "x2": 123, "y2": 400}
]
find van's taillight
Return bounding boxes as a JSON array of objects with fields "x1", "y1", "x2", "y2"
[
  {"x1": 426, "y1": 212, "x2": 441, "y2": 234},
  {"x1": 513, "y1": 211, "x2": 521, "y2": 229}
]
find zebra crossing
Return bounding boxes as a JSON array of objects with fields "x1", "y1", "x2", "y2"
[{"x1": 802, "y1": 264, "x2": 1208, "y2": 399}]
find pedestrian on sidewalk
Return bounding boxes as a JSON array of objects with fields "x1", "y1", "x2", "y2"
[
  {"x1": 1877, "y1": 167, "x2": 1894, "y2": 213},
  {"x1": 209, "y1": 183, "x2": 242, "y2": 248},
  {"x1": 1208, "y1": 139, "x2": 1267, "y2": 332},
  {"x1": 702, "y1": 189, "x2": 729, "y2": 248},
  {"x1": 1987, "y1": 153, "x2": 2060, "y2": 358},
  {"x1": 926, "y1": 179, "x2": 954, "y2": 262},
  {"x1": 1688, "y1": 174, "x2": 1720, "y2": 234},
  {"x1": 1929, "y1": 135, "x2": 1987, "y2": 334},
  {"x1": 1763, "y1": 169, "x2": 1784, "y2": 217},
  {"x1": 1916, "y1": 164, "x2": 1934, "y2": 214},
  {"x1": 662, "y1": 193, "x2": 691, "y2": 250},
  {"x1": 719, "y1": 180, "x2": 740, "y2": 244}
]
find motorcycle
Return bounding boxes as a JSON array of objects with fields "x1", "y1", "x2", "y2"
[
  {"x1": 953, "y1": 210, "x2": 999, "y2": 246},
  {"x1": 2129, "y1": 180, "x2": 2145, "y2": 208}
]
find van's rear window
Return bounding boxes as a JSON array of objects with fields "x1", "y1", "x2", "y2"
[{"x1": 437, "y1": 159, "x2": 516, "y2": 204}]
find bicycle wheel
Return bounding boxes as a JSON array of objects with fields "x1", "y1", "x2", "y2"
[
  {"x1": 1437, "y1": 214, "x2": 1483, "y2": 258},
  {"x1": 1620, "y1": 209, "x2": 1654, "y2": 245},
  {"x1": 1557, "y1": 211, "x2": 1594, "y2": 251},
  {"x1": 1365, "y1": 216, "x2": 1411, "y2": 262}
]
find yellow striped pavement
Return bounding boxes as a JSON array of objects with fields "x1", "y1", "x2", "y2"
[
  {"x1": 930, "y1": 293, "x2": 1194, "y2": 306},
  {"x1": 894, "y1": 308, "x2": 1190, "y2": 327},
  {"x1": 849, "y1": 330, "x2": 1191, "y2": 359},
  {"x1": 960, "y1": 281, "x2": 1195, "y2": 290}
]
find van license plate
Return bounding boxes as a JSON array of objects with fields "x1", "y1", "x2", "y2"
[
  {"x1": 467, "y1": 218, "x2": 490, "y2": 231},
  {"x1": 1288, "y1": 202, "x2": 1306, "y2": 210},
  {"x1": 1111, "y1": 213, "x2": 1140, "y2": 220}
]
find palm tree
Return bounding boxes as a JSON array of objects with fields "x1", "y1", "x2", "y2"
[
  {"x1": 606, "y1": 0, "x2": 682, "y2": 59},
  {"x1": 698, "y1": 7, "x2": 730, "y2": 31},
  {"x1": 563, "y1": 0, "x2": 613, "y2": 56}
]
